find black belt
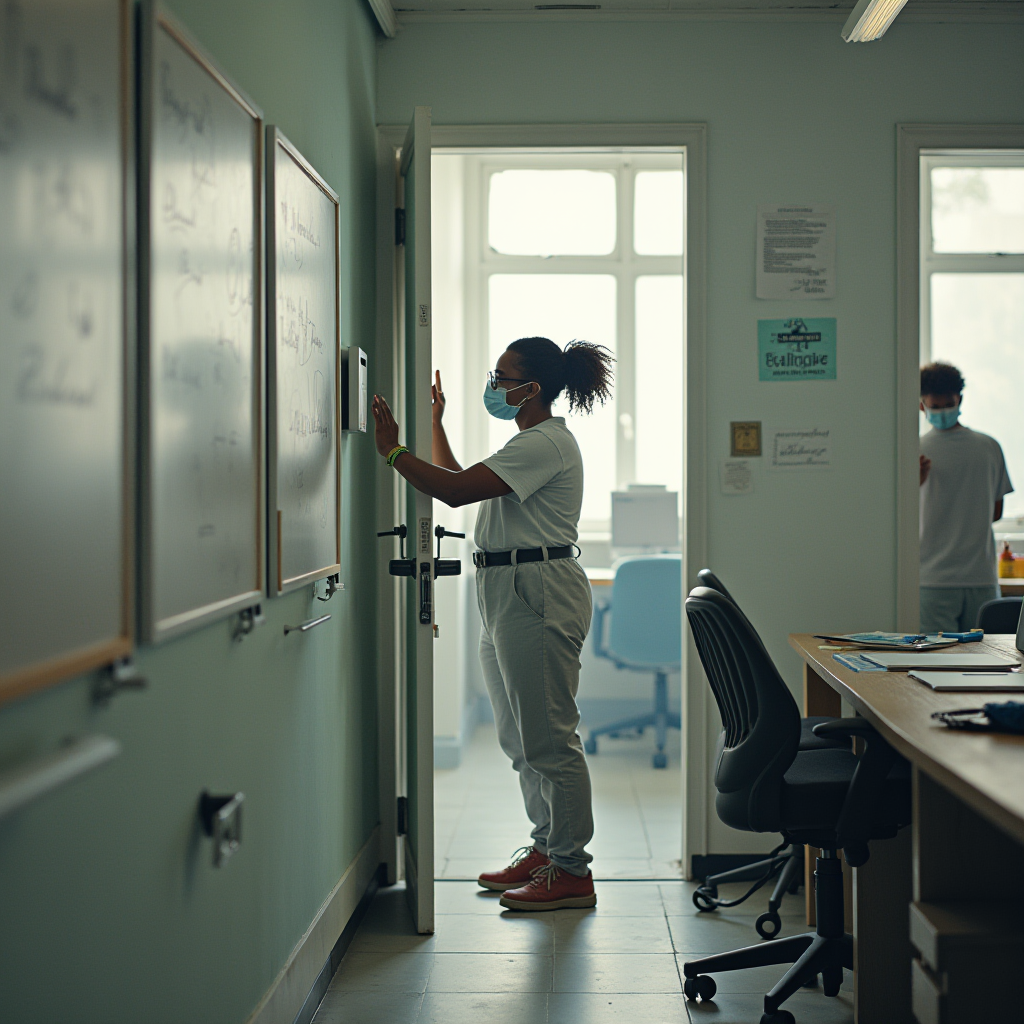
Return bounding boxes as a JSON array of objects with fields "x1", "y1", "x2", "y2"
[{"x1": 473, "y1": 545, "x2": 576, "y2": 568}]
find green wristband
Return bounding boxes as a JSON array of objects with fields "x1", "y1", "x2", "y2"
[{"x1": 387, "y1": 446, "x2": 409, "y2": 468}]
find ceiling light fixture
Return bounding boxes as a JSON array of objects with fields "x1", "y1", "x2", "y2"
[{"x1": 841, "y1": 0, "x2": 909, "y2": 42}]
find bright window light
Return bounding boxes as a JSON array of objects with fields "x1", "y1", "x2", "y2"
[
  {"x1": 488, "y1": 273, "x2": 617, "y2": 522},
  {"x1": 841, "y1": 0, "x2": 909, "y2": 42},
  {"x1": 634, "y1": 276, "x2": 684, "y2": 496},
  {"x1": 929, "y1": 273, "x2": 1024, "y2": 517},
  {"x1": 634, "y1": 172, "x2": 684, "y2": 256},
  {"x1": 488, "y1": 170, "x2": 616, "y2": 256},
  {"x1": 931, "y1": 168, "x2": 1024, "y2": 254}
]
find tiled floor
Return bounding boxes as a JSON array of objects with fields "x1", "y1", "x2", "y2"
[
  {"x1": 435, "y1": 720, "x2": 684, "y2": 879},
  {"x1": 311, "y1": 879, "x2": 853, "y2": 1024}
]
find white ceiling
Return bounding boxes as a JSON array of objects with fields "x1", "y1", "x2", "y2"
[{"x1": 383, "y1": 0, "x2": 1024, "y2": 20}]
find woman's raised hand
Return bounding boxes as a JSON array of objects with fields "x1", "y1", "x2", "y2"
[
  {"x1": 371, "y1": 394, "x2": 401, "y2": 457},
  {"x1": 431, "y1": 369, "x2": 446, "y2": 426}
]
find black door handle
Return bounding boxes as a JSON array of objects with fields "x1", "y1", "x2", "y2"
[
  {"x1": 433, "y1": 525, "x2": 464, "y2": 579},
  {"x1": 379, "y1": 525, "x2": 415, "y2": 577}
]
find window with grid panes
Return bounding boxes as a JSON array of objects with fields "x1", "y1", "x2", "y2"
[
  {"x1": 469, "y1": 153, "x2": 684, "y2": 535},
  {"x1": 920, "y1": 152, "x2": 1024, "y2": 529}
]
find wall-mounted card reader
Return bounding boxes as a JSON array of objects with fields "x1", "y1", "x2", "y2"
[{"x1": 341, "y1": 347, "x2": 367, "y2": 432}]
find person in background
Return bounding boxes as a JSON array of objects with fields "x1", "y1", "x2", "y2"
[{"x1": 919, "y1": 361, "x2": 1013, "y2": 633}]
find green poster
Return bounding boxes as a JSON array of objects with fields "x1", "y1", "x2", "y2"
[{"x1": 758, "y1": 317, "x2": 836, "y2": 381}]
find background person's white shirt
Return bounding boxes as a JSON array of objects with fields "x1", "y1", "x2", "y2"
[
  {"x1": 475, "y1": 417, "x2": 583, "y2": 552},
  {"x1": 919, "y1": 424, "x2": 1013, "y2": 587}
]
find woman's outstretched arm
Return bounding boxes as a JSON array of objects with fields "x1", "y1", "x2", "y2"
[{"x1": 373, "y1": 393, "x2": 511, "y2": 508}]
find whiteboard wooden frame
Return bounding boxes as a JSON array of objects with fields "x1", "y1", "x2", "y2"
[
  {"x1": 265, "y1": 127, "x2": 343, "y2": 596},
  {"x1": 0, "y1": 0, "x2": 134, "y2": 705},
  {"x1": 137, "y1": 1, "x2": 265, "y2": 642}
]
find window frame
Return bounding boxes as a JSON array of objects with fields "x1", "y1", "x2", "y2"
[
  {"x1": 465, "y1": 151, "x2": 685, "y2": 536},
  {"x1": 919, "y1": 150, "x2": 1024, "y2": 360},
  {"x1": 919, "y1": 149, "x2": 1024, "y2": 533}
]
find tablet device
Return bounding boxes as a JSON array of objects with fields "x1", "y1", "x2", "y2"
[
  {"x1": 863, "y1": 651, "x2": 1021, "y2": 670},
  {"x1": 909, "y1": 670, "x2": 1024, "y2": 692}
]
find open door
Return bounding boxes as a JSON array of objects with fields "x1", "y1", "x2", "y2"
[{"x1": 399, "y1": 106, "x2": 434, "y2": 933}]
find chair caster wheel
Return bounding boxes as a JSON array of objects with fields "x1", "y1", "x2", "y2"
[
  {"x1": 584, "y1": 737, "x2": 597, "y2": 754},
  {"x1": 653, "y1": 752, "x2": 668, "y2": 769},
  {"x1": 822, "y1": 966, "x2": 843, "y2": 997},
  {"x1": 683, "y1": 975, "x2": 717, "y2": 1001},
  {"x1": 759, "y1": 1011, "x2": 795, "y2": 1024},
  {"x1": 692, "y1": 887, "x2": 718, "y2": 912},
  {"x1": 755, "y1": 911, "x2": 782, "y2": 939}
]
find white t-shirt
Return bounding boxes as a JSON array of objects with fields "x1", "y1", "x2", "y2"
[
  {"x1": 919, "y1": 424, "x2": 1013, "y2": 587},
  {"x1": 474, "y1": 417, "x2": 583, "y2": 552}
]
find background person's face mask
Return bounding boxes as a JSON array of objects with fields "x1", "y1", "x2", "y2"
[
  {"x1": 483, "y1": 381, "x2": 533, "y2": 421},
  {"x1": 925, "y1": 405, "x2": 960, "y2": 430}
]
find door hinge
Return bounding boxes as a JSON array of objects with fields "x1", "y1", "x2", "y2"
[
  {"x1": 397, "y1": 795, "x2": 409, "y2": 836},
  {"x1": 394, "y1": 208, "x2": 406, "y2": 246}
]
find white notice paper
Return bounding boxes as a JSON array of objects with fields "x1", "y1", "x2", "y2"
[
  {"x1": 769, "y1": 427, "x2": 832, "y2": 470},
  {"x1": 720, "y1": 460, "x2": 754, "y2": 494},
  {"x1": 757, "y1": 205, "x2": 836, "y2": 299}
]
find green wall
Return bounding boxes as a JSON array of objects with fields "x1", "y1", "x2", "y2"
[
  {"x1": 378, "y1": 18, "x2": 1024, "y2": 675},
  {"x1": 378, "y1": 17, "x2": 1024, "y2": 852},
  {"x1": 0, "y1": 2, "x2": 381, "y2": 1021}
]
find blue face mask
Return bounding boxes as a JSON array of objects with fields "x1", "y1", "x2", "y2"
[
  {"x1": 925, "y1": 405, "x2": 960, "y2": 430},
  {"x1": 483, "y1": 381, "x2": 532, "y2": 420}
]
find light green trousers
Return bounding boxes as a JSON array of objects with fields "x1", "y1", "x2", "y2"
[{"x1": 476, "y1": 558, "x2": 595, "y2": 876}]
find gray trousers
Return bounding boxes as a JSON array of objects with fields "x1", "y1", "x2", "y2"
[
  {"x1": 477, "y1": 558, "x2": 595, "y2": 877},
  {"x1": 920, "y1": 585, "x2": 1000, "y2": 633}
]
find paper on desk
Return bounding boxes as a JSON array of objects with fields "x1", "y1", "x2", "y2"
[{"x1": 833, "y1": 653, "x2": 888, "y2": 672}]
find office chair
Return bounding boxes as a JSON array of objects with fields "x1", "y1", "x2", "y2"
[
  {"x1": 585, "y1": 555, "x2": 682, "y2": 769},
  {"x1": 977, "y1": 596, "x2": 1023, "y2": 634},
  {"x1": 683, "y1": 587, "x2": 911, "y2": 1024},
  {"x1": 692, "y1": 569, "x2": 845, "y2": 938}
]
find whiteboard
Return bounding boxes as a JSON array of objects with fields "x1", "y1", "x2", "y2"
[
  {"x1": 139, "y1": 4, "x2": 264, "y2": 641},
  {"x1": 266, "y1": 129, "x2": 341, "y2": 593},
  {"x1": 0, "y1": 0, "x2": 131, "y2": 700}
]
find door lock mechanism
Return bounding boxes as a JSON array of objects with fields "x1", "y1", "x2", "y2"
[
  {"x1": 434, "y1": 525, "x2": 465, "y2": 579},
  {"x1": 377, "y1": 525, "x2": 416, "y2": 577}
]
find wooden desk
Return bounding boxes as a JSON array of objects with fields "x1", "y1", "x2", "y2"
[{"x1": 789, "y1": 634, "x2": 1024, "y2": 1024}]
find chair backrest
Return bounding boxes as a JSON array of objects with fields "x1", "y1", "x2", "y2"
[
  {"x1": 976, "y1": 596, "x2": 1023, "y2": 634},
  {"x1": 696, "y1": 568, "x2": 736, "y2": 605},
  {"x1": 685, "y1": 586, "x2": 801, "y2": 834},
  {"x1": 606, "y1": 555, "x2": 681, "y2": 669}
]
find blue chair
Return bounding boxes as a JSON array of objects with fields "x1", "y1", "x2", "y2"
[{"x1": 584, "y1": 555, "x2": 682, "y2": 768}]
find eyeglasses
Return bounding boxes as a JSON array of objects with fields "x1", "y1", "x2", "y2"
[{"x1": 487, "y1": 371, "x2": 532, "y2": 391}]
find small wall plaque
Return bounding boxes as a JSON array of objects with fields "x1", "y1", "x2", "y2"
[{"x1": 731, "y1": 421, "x2": 762, "y2": 458}]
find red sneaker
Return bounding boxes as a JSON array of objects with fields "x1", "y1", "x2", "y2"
[
  {"x1": 499, "y1": 863, "x2": 597, "y2": 911},
  {"x1": 477, "y1": 846, "x2": 550, "y2": 892}
]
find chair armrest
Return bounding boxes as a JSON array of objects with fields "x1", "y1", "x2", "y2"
[
  {"x1": 811, "y1": 717, "x2": 876, "y2": 741},
  {"x1": 822, "y1": 719, "x2": 901, "y2": 867}
]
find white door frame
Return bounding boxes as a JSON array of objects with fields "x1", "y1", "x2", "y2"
[
  {"x1": 894, "y1": 124, "x2": 1024, "y2": 632},
  {"x1": 375, "y1": 121, "x2": 710, "y2": 878}
]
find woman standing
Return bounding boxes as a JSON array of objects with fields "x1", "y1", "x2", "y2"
[{"x1": 371, "y1": 336, "x2": 613, "y2": 911}]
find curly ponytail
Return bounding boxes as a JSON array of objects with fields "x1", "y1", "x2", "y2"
[{"x1": 507, "y1": 337, "x2": 614, "y2": 415}]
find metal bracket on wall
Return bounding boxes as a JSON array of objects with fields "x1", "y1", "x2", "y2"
[
  {"x1": 92, "y1": 658, "x2": 147, "y2": 707},
  {"x1": 233, "y1": 603, "x2": 266, "y2": 642},
  {"x1": 198, "y1": 791, "x2": 244, "y2": 868},
  {"x1": 317, "y1": 574, "x2": 344, "y2": 602}
]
